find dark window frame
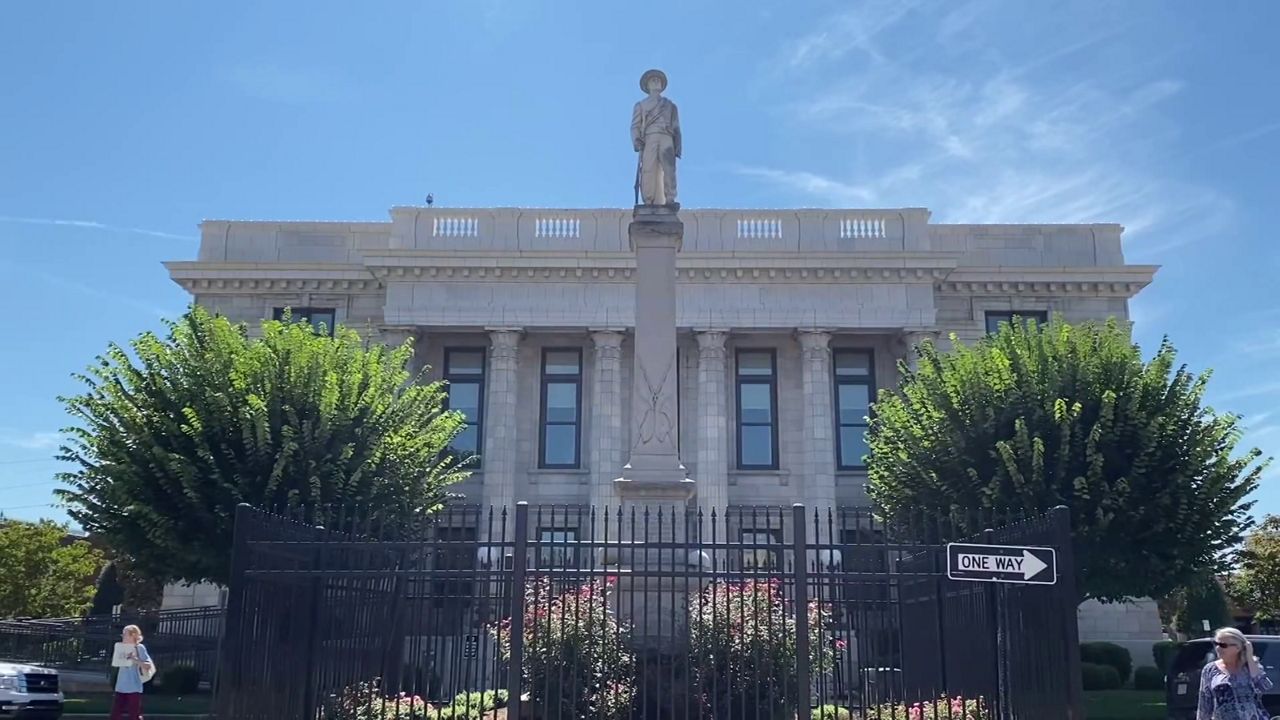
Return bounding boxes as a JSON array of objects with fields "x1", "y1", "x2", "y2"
[
  {"x1": 272, "y1": 306, "x2": 337, "y2": 337},
  {"x1": 833, "y1": 349, "x2": 876, "y2": 471},
  {"x1": 538, "y1": 348, "x2": 584, "y2": 469},
  {"x1": 739, "y1": 527, "x2": 782, "y2": 571},
  {"x1": 443, "y1": 348, "x2": 487, "y2": 469},
  {"x1": 984, "y1": 310, "x2": 1048, "y2": 335},
  {"x1": 735, "y1": 349, "x2": 780, "y2": 470},
  {"x1": 537, "y1": 526, "x2": 580, "y2": 569}
]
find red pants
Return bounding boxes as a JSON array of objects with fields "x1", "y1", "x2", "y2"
[{"x1": 109, "y1": 691, "x2": 143, "y2": 720}]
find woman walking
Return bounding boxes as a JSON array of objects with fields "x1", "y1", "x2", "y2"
[
  {"x1": 110, "y1": 624, "x2": 153, "y2": 720},
  {"x1": 1198, "y1": 627, "x2": 1273, "y2": 720}
]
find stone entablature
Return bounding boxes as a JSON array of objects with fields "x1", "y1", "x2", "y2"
[{"x1": 169, "y1": 206, "x2": 1155, "y2": 332}]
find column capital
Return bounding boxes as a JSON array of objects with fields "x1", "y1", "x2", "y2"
[
  {"x1": 694, "y1": 328, "x2": 730, "y2": 350},
  {"x1": 796, "y1": 328, "x2": 835, "y2": 349},
  {"x1": 899, "y1": 328, "x2": 940, "y2": 349},
  {"x1": 486, "y1": 328, "x2": 522, "y2": 362},
  {"x1": 589, "y1": 329, "x2": 627, "y2": 348}
]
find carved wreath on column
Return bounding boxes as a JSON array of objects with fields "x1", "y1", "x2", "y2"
[{"x1": 636, "y1": 358, "x2": 676, "y2": 447}]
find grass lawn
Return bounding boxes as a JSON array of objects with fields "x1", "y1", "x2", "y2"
[
  {"x1": 1085, "y1": 690, "x2": 1166, "y2": 720},
  {"x1": 64, "y1": 692, "x2": 212, "y2": 715}
]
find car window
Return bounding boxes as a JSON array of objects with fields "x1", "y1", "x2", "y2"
[{"x1": 1171, "y1": 640, "x2": 1280, "y2": 690}]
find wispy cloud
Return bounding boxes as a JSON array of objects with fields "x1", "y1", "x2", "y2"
[
  {"x1": 1188, "y1": 121, "x2": 1280, "y2": 158},
  {"x1": 223, "y1": 61, "x2": 350, "y2": 104},
  {"x1": 731, "y1": 166, "x2": 876, "y2": 205},
  {"x1": 0, "y1": 216, "x2": 195, "y2": 241},
  {"x1": 781, "y1": 0, "x2": 920, "y2": 69},
  {"x1": 0, "y1": 260, "x2": 175, "y2": 319},
  {"x1": 750, "y1": 5, "x2": 1228, "y2": 256},
  {"x1": 0, "y1": 431, "x2": 62, "y2": 451},
  {"x1": 1216, "y1": 382, "x2": 1280, "y2": 404}
]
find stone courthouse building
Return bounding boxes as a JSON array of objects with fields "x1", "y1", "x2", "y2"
[{"x1": 165, "y1": 206, "x2": 1157, "y2": 519}]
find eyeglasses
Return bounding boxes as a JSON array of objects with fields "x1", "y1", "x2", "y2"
[{"x1": 1214, "y1": 642, "x2": 1240, "y2": 649}]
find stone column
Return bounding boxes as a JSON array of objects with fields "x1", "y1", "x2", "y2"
[
  {"x1": 899, "y1": 329, "x2": 941, "y2": 372},
  {"x1": 482, "y1": 328, "x2": 522, "y2": 514},
  {"x1": 616, "y1": 206, "x2": 692, "y2": 492},
  {"x1": 694, "y1": 330, "x2": 730, "y2": 520},
  {"x1": 798, "y1": 329, "x2": 837, "y2": 513},
  {"x1": 379, "y1": 325, "x2": 424, "y2": 374},
  {"x1": 589, "y1": 330, "x2": 626, "y2": 510}
]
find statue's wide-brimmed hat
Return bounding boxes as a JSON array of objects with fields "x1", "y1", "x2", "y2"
[{"x1": 640, "y1": 69, "x2": 668, "y2": 93}]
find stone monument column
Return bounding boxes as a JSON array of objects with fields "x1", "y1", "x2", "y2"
[
  {"x1": 694, "y1": 329, "x2": 730, "y2": 523},
  {"x1": 798, "y1": 329, "x2": 837, "y2": 513},
  {"x1": 616, "y1": 207, "x2": 691, "y2": 491},
  {"x1": 482, "y1": 328, "x2": 522, "y2": 517},
  {"x1": 589, "y1": 329, "x2": 626, "y2": 510}
]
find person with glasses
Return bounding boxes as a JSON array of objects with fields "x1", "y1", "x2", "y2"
[{"x1": 1198, "y1": 627, "x2": 1272, "y2": 719}]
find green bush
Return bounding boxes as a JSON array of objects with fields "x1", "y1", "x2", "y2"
[
  {"x1": 1133, "y1": 666, "x2": 1165, "y2": 691},
  {"x1": 1153, "y1": 640, "x2": 1182, "y2": 672},
  {"x1": 812, "y1": 705, "x2": 853, "y2": 720},
  {"x1": 1081, "y1": 662, "x2": 1122, "y2": 691},
  {"x1": 157, "y1": 663, "x2": 201, "y2": 695},
  {"x1": 1081, "y1": 642, "x2": 1133, "y2": 685},
  {"x1": 434, "y1": 690, "x2": 508, "y2": 719}
]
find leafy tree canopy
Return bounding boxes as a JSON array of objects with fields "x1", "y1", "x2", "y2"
[
  {"x1": 867, "y1": 317, "x2": 1267, "y2": 602},
  {"x1": 57, "y1": 307, "x2": 468, "y2": 585},
  {"x1": 1228, "y1": 514, "x2": 1280, "y2": 623},
  {"x1": 0, "y1": 519, "x2": 104, "y2": 619}
]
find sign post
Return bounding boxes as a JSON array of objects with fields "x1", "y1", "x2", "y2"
[{"x1": 946, "y1": 543, "x2": 1057, "y2": 585}]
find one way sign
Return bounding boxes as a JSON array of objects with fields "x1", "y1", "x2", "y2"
[{"x1": 946, "y1": 543, "x2": 1057, "y2": 585}]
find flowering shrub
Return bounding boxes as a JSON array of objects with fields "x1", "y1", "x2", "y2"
[
  {"x1": 872, "y1": 696, "x2": 989, "y2": 720},
  {"x1": 687, "y1": 580, "x2": 836, "y2": 720},
  {"x1": 325, "y1": 679, "x2": 430, "y2": 720},
  {"x1": 491, "y1": 576, "x2": 635, "y2": 720}
]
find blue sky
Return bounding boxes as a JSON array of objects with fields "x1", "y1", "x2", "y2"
[{"x1": 1, "y1": 1, "x2": 1276, "y2": 524}]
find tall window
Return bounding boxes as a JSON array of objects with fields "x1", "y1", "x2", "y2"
[
  {"x1": 736, "y1": 350, "x2": 779, "y2": 470},
  {"x1": 740, "y1": 528, "x2": 781, "y2": 571},
  {"x1": 428, "y1": 525, "x2": 478, "y2": 633},
  {"x1": 538, "y1": 527, "x2": 579, "y2": 569},
  {"x1": 539, "y1": 349, "x2": 582, "y2": 468},
  {"x1": 834, "y1": 350, "x2": 875, "y2": 470},
  {"x1": 984, "y1": 310, "x2": 1048, "y2": 335},
  {"x1": 272, "y1": 307, "x2": 336, "y2": 336},
  {"x1": 444, "y1": 349, "x2": 485, "y2": 468}
]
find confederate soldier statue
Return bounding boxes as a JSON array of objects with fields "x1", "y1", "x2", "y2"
[{"x1": 631, "y1": 69, "x2": 681, "y2": 206}]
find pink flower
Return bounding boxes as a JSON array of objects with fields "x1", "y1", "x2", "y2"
[{"x1": 834, "y1": 639, "x2": 847, "y2": 650}]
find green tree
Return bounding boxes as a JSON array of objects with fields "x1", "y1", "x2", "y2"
[
  {"x1": 1177, "y1": 572, "x2": 1231, "y2": 638},
  {"x1": 0, "y1": 519, "x2": 105, "y2": 618},
  {"x1": 1228, "y1": 514, "x2": 1280, "y2": 623},
  {"x1": 867, "y1": 317, "x2": 1267, "y2": 602},
  {"x1": 56, "y1": 307, "x2": 468, "y2": 585}
]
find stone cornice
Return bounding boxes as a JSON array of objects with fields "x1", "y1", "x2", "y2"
[
  {"x1": 164, "y1": 262, "x2": 380, "y2": 293},
  {"x1": 937, "y1": 265, "x2": 1158, "y2": 297},
  {"x1": 165, "y1": 258, "x2": 1157, "y2": 296},
  {"x1": 362, "y1": 251, "x2": 961, "y2": 284}
]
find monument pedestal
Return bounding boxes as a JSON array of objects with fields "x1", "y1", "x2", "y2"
[{"x1": 609, "y1": 204, "x2": 705, "y2": 649}]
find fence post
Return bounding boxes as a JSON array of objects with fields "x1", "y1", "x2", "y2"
[
  {"x1": 507, "y1": 502, "x2": 530, "y2": 720},
  {"x1": 983, "y1": 527, "x2": 1006, "y2": 720},
  {"x1": 1052, "y1": 505, "x2": 1085, "y2": 720},
  {"x1": 792, "y1": 504, "x2": 812, "y2": 716},
  {"x1": 213, "y1": 503, "x2": 254, "y2": 716}
]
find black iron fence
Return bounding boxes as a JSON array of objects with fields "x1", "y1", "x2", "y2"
[
  {"x1": 0, "y1": 607, "x2": 222, "y2": 681},
  {"x1": 216, "y1": 502, "x2": 1083, "y2": 719}
]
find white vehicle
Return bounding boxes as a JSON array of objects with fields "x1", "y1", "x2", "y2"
[{"x1": 0, "y1": 662, "x2": 63, "y2": 720}]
